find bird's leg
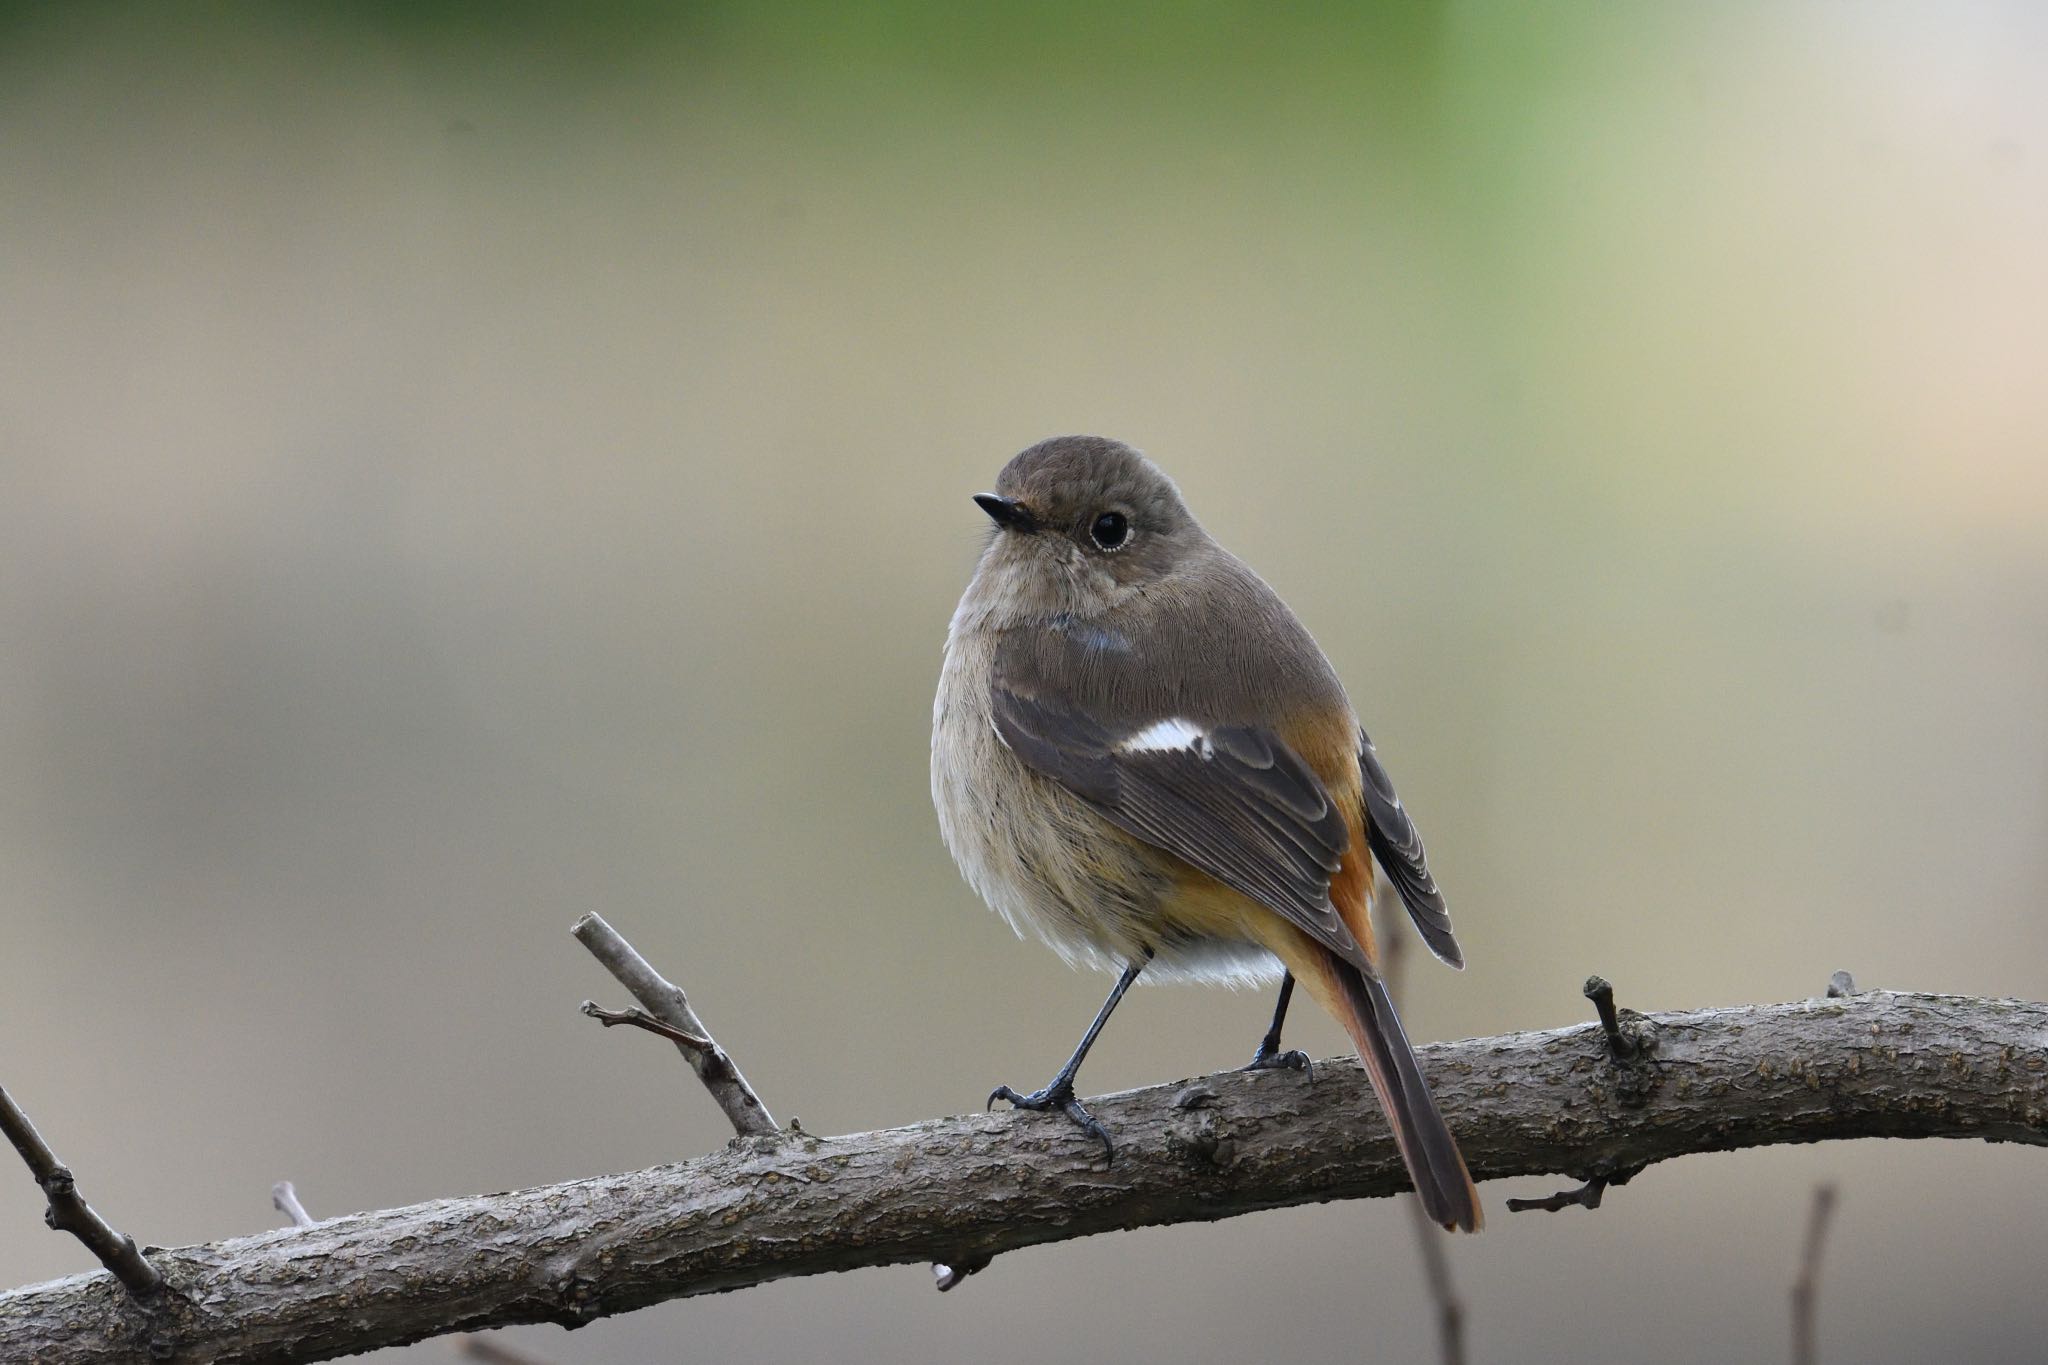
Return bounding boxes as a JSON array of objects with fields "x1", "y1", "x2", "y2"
[
  {"x1": 1242, "y1": 971, "x2": 1312, "y2": 1078},
  {"x1": 989, "y1": 951, "x2": 1149, "y2": 1160}
]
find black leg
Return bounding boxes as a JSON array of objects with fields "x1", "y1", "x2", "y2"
[
  {"x1": 989, "y1": 951, "x2": 1150, "y2": 1161},
  {"x1": 1242, "y1": 971, "x2": 1312, "y2": 1079}
]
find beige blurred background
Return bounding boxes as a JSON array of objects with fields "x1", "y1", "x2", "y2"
[{"x1": 3, "y1": 3, "x2": 2046, "y2": 1361}]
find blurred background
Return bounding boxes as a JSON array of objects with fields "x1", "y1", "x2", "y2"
[{"x1": 3, "y1": 2, "x2": 2046, "y2": 1361}]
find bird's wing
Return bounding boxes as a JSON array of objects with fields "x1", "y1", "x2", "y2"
[
  {"x1": 1357, "y1": 727, "x2": 1463, "y2": 968},
  {"x1": 989, "y1": 681, "x2": 1369, "y2": 972}
]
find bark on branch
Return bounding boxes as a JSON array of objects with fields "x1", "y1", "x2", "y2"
[{"x1": 2, "y1": 991, "x2": 2042, "y2": 1364}]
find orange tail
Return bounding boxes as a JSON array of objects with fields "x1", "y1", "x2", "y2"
[{"x1": 1315, "y1": 949, "x2": 1481, "y2": 1232}]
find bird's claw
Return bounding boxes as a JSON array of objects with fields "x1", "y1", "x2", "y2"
[
  {"x1": 987, "y1": 1080, "x2": 1116, "y2": 1162},
  {"x1": 1241, "y1": 1045, "x2": 1313, "y2": 1083}
]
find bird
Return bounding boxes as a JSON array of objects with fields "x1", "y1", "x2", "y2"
[{"x1": 930, "y1": 434, "x2": 1480, "y2": 1232}]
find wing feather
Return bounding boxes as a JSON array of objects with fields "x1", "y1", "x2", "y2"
[
  {"x1": 1358, "y1": 727, "x2": 1463, "y2": 969},
  {"x1": 990, "y1": 685, "x2": 1367, "y2": 970}
]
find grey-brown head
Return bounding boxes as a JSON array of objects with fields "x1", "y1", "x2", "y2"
[{"x1": 961, "y1": 436, "x2": 1208, "y2": 627}]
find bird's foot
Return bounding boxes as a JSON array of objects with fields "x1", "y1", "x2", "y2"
[
  {"x1": 988, "y1": 1078, "x2": 1115, "y2": 1161},
  {"x1": 1240, "y1": 1042, "x2": 1313, "y2": 1082}
]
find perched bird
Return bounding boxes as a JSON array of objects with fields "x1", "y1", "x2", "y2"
[{"x1": 931, "y1": 435, "x2": 1480, "y2": 1232}]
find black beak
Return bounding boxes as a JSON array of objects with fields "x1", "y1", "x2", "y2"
[{"x1": 973, "y1": 493, "x2": 1038, "y2": 533}]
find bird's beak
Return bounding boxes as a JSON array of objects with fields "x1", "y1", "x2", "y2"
[{"x1": 973, "y1": 494, "x2": 1038, "y2": 534}]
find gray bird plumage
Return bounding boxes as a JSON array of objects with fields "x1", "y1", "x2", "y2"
[
  {"x1": 931, "y1": 433, "x2": 1480, "y2": 1232},
  {"x1": 932, "y1": 433, "x2": 1462, "y2": 981}
]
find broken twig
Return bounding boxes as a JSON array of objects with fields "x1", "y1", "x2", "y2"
[
  {"x1": 1505, "y1": 1175, "x2": 1610, "y2": 1213},
  {"x1": 272, "y1": 1181, "x2": 315, "y2": 1229},
  {"x1": 572, "y1": 912, "x2": 777, "y2": 1136},
  {"x1": 1584, "y1": 975, "x2": 1635, "y2": 1059}
]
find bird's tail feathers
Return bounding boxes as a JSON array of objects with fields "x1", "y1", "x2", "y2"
[{"x1": 1330, "y1": 957, "x2": 1482, "y2": 1232}]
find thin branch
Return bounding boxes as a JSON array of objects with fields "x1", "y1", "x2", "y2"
[
  {"x1": 0, "y1": 1081, "x2": 163, "y2": 1298},
  {"x1": 1504, "y1": 1176, "x2": 1610, "y2": 1213},
  {"x1": 1583, "y1": 975, "x2": 1636, "y2": 1058},
  {"x1": 1401, "y1": 1197, "x2": 1467, "y2": 1361},
  {"x1": 3, "y1": 990, "x2": 2033, "y2": 1364},
  {"x1": 271, "y1": 1182, "x2": 315, "y2": 1230},
  {"x1": 1507, "y1": 975, "x2": 1657, "y2": 1214},
  {"x1": 572, "y1": 913, "x2": 777, "y2": 1136},
  {"x1": 579, "y1": 1003, "x2": 713, "y2": 1053},
  {"x1": 1791, "y1": 1183, "x2": 1840, "y2": 1365},
  {"x1": 1379, "y1": 896, "x2": 1465, "y2": 1365}
]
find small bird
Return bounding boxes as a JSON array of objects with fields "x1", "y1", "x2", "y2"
[{"x1": 931, "y1": 435, "x2": 1480, "y2": 1232}]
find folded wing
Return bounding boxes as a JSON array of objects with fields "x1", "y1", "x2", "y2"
[
  {"x1": 1358, "y1": 727, "x2": 1463, "y2": 969},
  {"x1": 990, "y1": 685, "x2": 1369, "y2": 973}
]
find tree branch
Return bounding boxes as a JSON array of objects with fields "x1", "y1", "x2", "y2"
[
  {"x1": 0, "y1": 1081, "x2": 163, "y2": 1299},
  {"x1": 2, "y1": 991, "x2": 2041, "y2": 1364},
  {"x1": 267, "y1": 1182, "x2": 556, "y2": 1365}
]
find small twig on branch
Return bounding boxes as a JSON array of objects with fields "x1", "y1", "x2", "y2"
[
  {"x1": 1505, "y1": 1176, "x2": 1610, "y2": 1213},
  {"x1": 0, "y1": 1080, "x2": 162, "y2": 1298},
  {"x1": 1506, "y1": 974, "x2": 1655, "y2": 1215},
  {"x1": 932, "y1": 1253, "x2": 992, "y2": 1292},
  {"x1": 272, "y1": 1181, "x2": 315, "y2": 1229},
  {"x1": 572, "y1": 912, "x2": 777, "y2": 1137},
  {"x1": 1791, "y1": 1183, "x2": 1839, "y2": 1365},
  {"x1": 1379, "y1": 892, "x2": 1466, "y2": 1365},
  {"x1": 579, "y1": 1003, "x2": 714, "y2": 1053},
  {"x1": 1584, "y1": 975, "x2": 1635, "y2": 1058}
]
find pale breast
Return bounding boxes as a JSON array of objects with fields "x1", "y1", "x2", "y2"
[{"x1": 931, "y1": 625, "x2": 1283, "y2": 984}]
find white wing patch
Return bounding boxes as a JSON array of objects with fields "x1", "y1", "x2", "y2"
[{"x1": 1120, "y1": 718, "x2": 1215, "y2": 759}]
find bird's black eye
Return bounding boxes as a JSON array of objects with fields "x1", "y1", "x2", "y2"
[{"x1": 1089, "y1": 511, "x2": 1130, "y2": 551}]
